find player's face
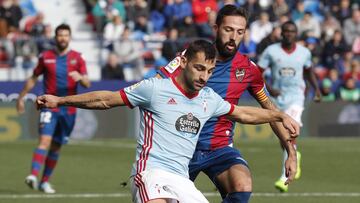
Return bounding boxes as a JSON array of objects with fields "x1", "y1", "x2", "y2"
[
  {"x1": 183, "y1": 52, "x2": 215, "y2": 92},
  {"x1": 55, "y1": 29, "x2": 71, "y2": 51},
  {"x1": 281, "y1": 24, "x2": 297, "y2": 45},
  {"x1": 214, "y1": 15, "x2": 246, "y2": 59}
]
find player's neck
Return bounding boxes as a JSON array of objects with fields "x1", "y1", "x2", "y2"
[
  {"x1": 174, "y1": 75, "x2": 199, "y2": 97},
  {"x1": 55, "y1": 47, "x2": 70, "y2": 56},
  {"x1": 281, "y1": 43, "x2": 296, "y2": 53}
]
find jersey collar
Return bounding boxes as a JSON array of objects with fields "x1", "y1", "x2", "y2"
[{"x1": 171, "y1": 77, "x2": 199, "y2": 99}]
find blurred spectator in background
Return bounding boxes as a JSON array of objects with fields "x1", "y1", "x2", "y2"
[
  {"x1": 35, "y1": 24, "x2": 54, "y2": 53},
  {"x1": 242, "y1": 0, "x2": 262, "y2": 23},
  {"x1": 334, "y1": 0, "x2": 352, "y2": 25},
  {"x1": 268, "y1": 0, "x2": 289, "y2": 21},
  {"x1": 126, "y1": 0, "x2": 151, "y2": 36},
  {"x1": 296, "y1": 11, "x2": 321, "y2": 39},
  {"x1": 192, "y1": 0, "x2": 217, "y2": 38},
  {"x1": 343, "y1": 59, "x2": 360, "y2": 81},
  {"x1": 256, "y1": 26, "x2": 281, "y2": 56},
  {"x1": 321, "y1": 12, "x2": 341, "y2": 42},
  {"x1": 143, "y1": 56, "x2": 167, "y2": 79},
  {"x1": 113, "y1": 26, "x2": 144, "y2": 81},
  {"x1": 339, "y1": 78, "x2": 360, "y2": 102},
  {"x1": 149, "y1": 2, "x2": 165, "y2": 33},
  {"x1": 328, "y1": 68, "x2": 342, "y2": 93},
  {"x1": 343, "y1": 8, "x2": 360, "y2": 47},
  {"x1": 92, "y1": 0, "x2": 126, "y2": 35},
  {"x1": 335, "y1": 49, "x2": 355, "y2": 76},
  {"x1": 13, "y1": 31, "x2": 38, "y2": 71},
  {"x1": 28, "y1": 12, "x2": 46, "y2": 37},
  {"x1": 239, "y1": 28, "x2": 257, "y2": 60},
  {"x1": 101, "y1": 52, "x2": 124, "y2": 80},
  {"x1": 177, "y1": 16, "x2": 198, "y2": 38},
  {"x1": 304, "y1": 37, "x2": 322, "y2": 66},
  {"x1": 322, "y1": 30, "x2": 349, "y2": 69},
  {"x1": 103, "y1": 15, "x2": 125, "y2": 49},
  {"x1": 161, "y1": 28, "x2": 182, "y2": 62},
  {"x1": 0, "y1": 0, "x2": 22, "y2": 32},
  {"x1": 320, "y1": 78, "x2": 336, "y2": 102},
  {"x1": 0, "y1": 37, "x2": 15, "y2": 67},
  {"x1": 250, "y1": 11, "x2": 272, "y2": 44},
  {"x1": 20, "y1": 0, "x2": 38, "y2": 16},
  {"x1": 163, "y1": 0, "x2": 192, "y2": 29},
  {"x1": 291, "y1": 1, "x2": 305, "y2": 22}
]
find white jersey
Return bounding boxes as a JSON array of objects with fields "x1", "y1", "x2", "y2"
[
  {"x1": 120, "y1": 77, "x2": 233, "y2": 178},
  {"x1": 258, "y1": 43, "x2": 312, "y2": 110}
]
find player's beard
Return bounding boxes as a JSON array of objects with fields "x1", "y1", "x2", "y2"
[
  {"x1": 56, "y1": 41, "x2": 69, "y2": 52},
  {"x1": 215, "y1": 37, "x2": 239, "y2": 60}
]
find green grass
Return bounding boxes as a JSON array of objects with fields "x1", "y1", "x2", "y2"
[{"x1": 1, "y1": 138, "x2": 360, "y2": 203}]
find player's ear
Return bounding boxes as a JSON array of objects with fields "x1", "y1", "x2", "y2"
[
  {"x1": 213, "y1": 24, "x2": 218, "y2": 34},
  {"x1": 180, "y1": 55, "x2": 187, "y2": 69}
]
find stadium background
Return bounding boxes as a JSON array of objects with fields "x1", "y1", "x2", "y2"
[{"x1": 0, "y1": 0, "x2": 360, "y2": 202}]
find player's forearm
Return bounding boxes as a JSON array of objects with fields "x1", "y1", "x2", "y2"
[
  {"x1": 59, "y1": 91, "x2": 122, "y2": 109},
  {"x1": 305, "y1": 69, "x2": 320, "y2": 91},
  {"x1": 229, "y1": 106, "x2": 285, "y2": 124},
  {"x1": 18, "y1": 76, "x2": 38, "y2": 100},
  {"x1": 79, "y1": 76, "x2": 91, "y2": 88}
]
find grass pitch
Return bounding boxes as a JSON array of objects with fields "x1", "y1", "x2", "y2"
[{"x1": 1, "y1": 138, "x2": 360, "y2": 203}]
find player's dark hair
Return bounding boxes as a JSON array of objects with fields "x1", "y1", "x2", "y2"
[
  {"x1": 55, "y1": 23, "x2": 71, "y2": 36},
  {"x1": 184, "y1": 39, "x2": 216, "y2": 62},
  {"x1": 281, "y1": 20, "x2": 298, "y2": 32},
  {"x1": 216, "y1": 5, "x2": 249, "y2": 27}
]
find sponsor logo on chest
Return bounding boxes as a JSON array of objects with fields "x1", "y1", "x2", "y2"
[{"x1": 175, "y1": 113, "x2": 201, "y2": 134}]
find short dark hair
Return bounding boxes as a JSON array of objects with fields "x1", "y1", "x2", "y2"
[
  {"x1": 215, "y1": 5, "x2": 249, "y2": 27},
  {"x1": 55, "y1": 23, "x2": 71, "y2": 36},
  {"x1": 184, "y1": 39, "x2": 216, "y2": 62},
  {"x1": 281, "y1": 20, "x2": 298, "y2": 32}
]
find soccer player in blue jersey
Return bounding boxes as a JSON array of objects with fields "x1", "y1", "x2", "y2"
[
  {"x1": 258, "y1": 21, "x2": 321, "y2": 192},
  {"x1": 36, "y1": 40, "x2": 300, "y2": 203},
  {"x1": 16, "y1": 24, "x2": 91, "y2": 193},
  {"x1": 158, "y1": 5, "x2": 298, "y2": 202}
]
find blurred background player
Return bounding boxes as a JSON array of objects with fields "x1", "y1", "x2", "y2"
[
  {"x1": 258, "y1": 20, "x2": 322, "y2": 192},
  {"x1": 16, "y1": 23, "x2": 91, "y2": 193},
  {"x1": 35, "y1": 39, "x2": 299, "y2": 203},
  {"x1": 158, "y1": 5, "x2": 297, "y2": 202}
]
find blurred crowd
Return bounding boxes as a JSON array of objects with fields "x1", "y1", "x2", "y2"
[{"x1": 0, "y1": 0, "x2": 359, "y2": 101}]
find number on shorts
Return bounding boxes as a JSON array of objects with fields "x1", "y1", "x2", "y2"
[{"x1": 40, "y1": 112, "x2": 52, "y2": 123}]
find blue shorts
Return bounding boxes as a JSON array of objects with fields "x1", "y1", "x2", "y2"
[
  {"x1": 38, "y1": 109, "x2": 76, "y2": 145},
  {"x1": 189, "y1": 146, "x2": 249, "y2": 182}
]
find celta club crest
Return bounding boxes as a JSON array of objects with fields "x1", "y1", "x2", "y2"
[{"x1": 235, "y1": 68, "x2": 245, "y2": 82}]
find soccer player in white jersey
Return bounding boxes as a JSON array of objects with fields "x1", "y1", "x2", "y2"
[
  {"x1": 36, "y1": 40, "x2": 300, "y2": 203},
  {"x1": 258, "y1": 21, "x2": 321, "y2": 192}
]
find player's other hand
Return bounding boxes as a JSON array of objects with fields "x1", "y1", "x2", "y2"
[
  {"x1": 36, "y1": 95, "x2": 60, "y2": 109},
  {"x1": 16, "y1": 99, "x2": 25, "y2": 114},
  {"x1": 69, "y1": 71, "x2": 83, "y2": 82},
  {"x1": 313, "y1": 90, "x2": 322, "y2": 102},
  {"x1": 281, "y1": 114, "x2": 300, "y2": 137},
  {"x1": 269, "y1": 88, "x2": 281, "y2": 97}
]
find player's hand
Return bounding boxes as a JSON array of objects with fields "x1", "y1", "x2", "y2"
[
  {"x1": 16, "y1": 98, "x2": 25, "y2": 114},
  {"x1": 269, "y1": 88, "x2": 281, "y2": 97},
  {"x1": 69, "y1": 71, "x2": 83, "y2": 82},
  {"x1": 284, "y1": 143, "x2": 297, "y2": 185},
  {"x1": 36, "y1": 95, "x2": 60, "y2": 109},
  {"x1": 281, "y1": 114, "x2": 300, "y2": 138},
  {"x1": 313, "y1": 90, "x2": 322, "y2": 102}
]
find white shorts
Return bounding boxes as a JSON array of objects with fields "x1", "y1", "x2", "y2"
[
  {"x1": 283, "y1": 104, "x2": 304, "y2": 127},
  {"x1": 130, "y1": 168, "x2": 209, "y2": 203}
]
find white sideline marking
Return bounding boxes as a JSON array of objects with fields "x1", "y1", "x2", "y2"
[{"x1": 1, "y1": 192, "x2": 360, "y2": 199}]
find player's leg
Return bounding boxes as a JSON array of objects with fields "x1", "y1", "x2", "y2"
[
  {"x1": 203, "y1": 147, "x2": 252, "y2": 203},
  {"x1": 275, "y1": 104, "x2": 303, "y2": 192},
  {"x1": 25, "y1": 111, "x2": 57, "y2": 190}
]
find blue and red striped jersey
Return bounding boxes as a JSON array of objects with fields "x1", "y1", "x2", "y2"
[
  {"x1": 159, "y1": 51, "x2": 269, "y2": 150},
  {"x1": 33, "y1": 49, "x2": 87, "y2": 114}
]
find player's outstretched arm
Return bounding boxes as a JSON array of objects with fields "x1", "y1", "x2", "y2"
[
  {"x1": 304, "y1": 68, "x2": 321, "y2": 102},
  {"x1": 17, "y1": 75, "x2": 39, "y2": 114},
  {"x1": 227, "y1": 105, "x2": 300, "y2": 136},
  {"x1": 36, "y1": 91, "x2": 124, "y2": 110}
]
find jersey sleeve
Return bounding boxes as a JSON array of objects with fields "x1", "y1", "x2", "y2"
[
  {"x1": 211, "y1": 90, "x2": 235, "y2": 117},
  {"x1": 248, "y1": 61, "x2": 269, "y2": 102},
  {"x1": 119, "y1": 78, "x2": 156, "y2": 108},
  {"x1": 33, "y1": 53, "x2": 45, "y2": 76},
  {"x1": 77, "y1": 54, "x2": 88, "y2": 74},
  {"x1": 304, "y1": 48, "x2": 312, "y2": 69},
  {"x1": 257, "y1": 47, "x2": 271, "y2": 70},
  {"x1": 157, "y1": 56, "x2": 182, "y2": 78}
]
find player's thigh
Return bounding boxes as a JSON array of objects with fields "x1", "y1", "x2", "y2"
[
  {"x1": 216, "y1": 164, "x2": 252, "y2": 193},
  {"x1": 131, "y1": 169, "x2": 208, "y2": 203},
  {"x1": 38, "y1": 110, "x2": 59, "y2": 148},
  {"x1": 53, "y1": 113, "x2": 76, "y2": 145},
  {"x1": 284, "y1": 104, "x2": 304, "y2": 126}
]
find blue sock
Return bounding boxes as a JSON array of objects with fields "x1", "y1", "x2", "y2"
[{"x1": 222, "y1": 192, "x2": 252, "y2": 203}]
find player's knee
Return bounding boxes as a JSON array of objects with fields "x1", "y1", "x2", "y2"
[
  {"x1": 232, "y1": 176, "x2": 252, "y2": 192},
  {"x1": 38, "y1": 136, "x2": 52, "y2": 149}
]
